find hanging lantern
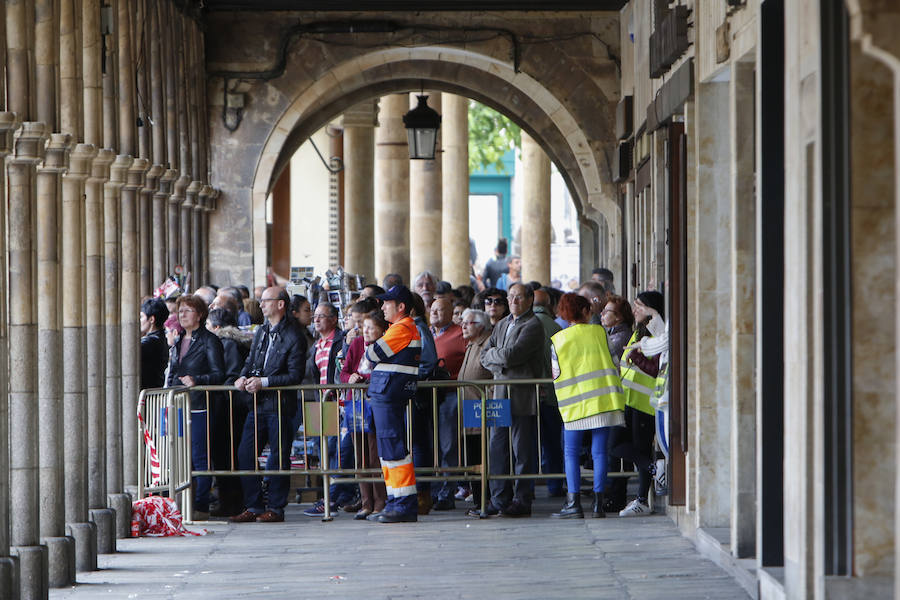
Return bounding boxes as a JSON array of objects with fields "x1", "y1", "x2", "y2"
[{"x1": 402, "y1": 95, "x2": 442, "y2": 160}]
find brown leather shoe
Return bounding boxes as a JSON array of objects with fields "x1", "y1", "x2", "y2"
[
  {"x1": 417, "y1": 491, "x2": 432, "y2": 515},
  {"x1": 229, "y1": 510, "x2": 259, "y2": 523},
  {"x1": 256, "y1": 510, "x2": 284, "y2": 523}
]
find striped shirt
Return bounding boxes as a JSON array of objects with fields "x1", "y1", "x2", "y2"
[{"x1": 315, "y1": 329, "x2": 336, "y2": 385}]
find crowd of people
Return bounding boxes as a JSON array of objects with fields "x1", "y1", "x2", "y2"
[{"x1": 138, "y1": 240, "x2": 668, "y2": 524}]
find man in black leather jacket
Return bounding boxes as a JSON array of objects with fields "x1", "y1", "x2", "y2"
[{"x1": 230, "y1": 287, "x2": 307, "y2": 523}]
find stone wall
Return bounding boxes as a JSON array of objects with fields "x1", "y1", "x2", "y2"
[{"x1": 203, "y1": 10, "x2": 622, "y2": 285}]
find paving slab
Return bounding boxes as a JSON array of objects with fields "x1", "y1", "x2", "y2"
[{"x1": 51, "y1": 495, "x2": 751, "y2": 599}]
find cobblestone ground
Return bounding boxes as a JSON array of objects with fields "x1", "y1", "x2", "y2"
[{"x1": 51, "y1": 495, "x2": 750, "y2": 600}]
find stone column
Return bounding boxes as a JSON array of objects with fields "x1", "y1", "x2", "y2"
[
  {"x1": 187, "y1": 181, "x2": 203, "y2": 284},
  {"x1": 375, "y1": 94, "x2": 411, "y2": 284},
  {"x1": 729, "y1": 61, "x2": 756, "y2": 558},
  {"x1": 409, "y1": 93, "x2": 442, "y2": 280},
  {"x1": 35, "y1": 0, "x2": 58, "y2": 130},
  {"x1": 135, "y1": 0, "x2": 151, "y2": 161},
  {"x1": 86, "y1": 149, "x2": 116, "y2": 555},
  {"x1": 7, "y1": 0, "x2": 35, "y2": 119},
  {"x1": 162, "y1": 2, "x2": 176, "y2": 171},
  {"x1": 148, "y1": 0, "x2": 165, "y2": 166},
  {"x1": 82, "y1": 0, "x2": 102, "y2": 147},
  {"x1": 200, "y1": 186, "x2": 213, "y2": 284},
  {"x1": 60, "y1": 0, "x2": 83, "y2": 140},
  {"x1": 342, "y1": 101, "x2": 377, "y2": 280},
  {"x1": 194, "y1": 24, "x2": 209, "y2": 183},
  {"x1": 63, "y1": 143, "x2": 98, "y2": 573},
  {"x1": 139, "y1": 162, "x2": 156, "y2": 295},
  {"x1": 38, "y1": 133, "x2": 77, "y2": 588},
  {"x1": 106, "y1": 155, "x2": 133, "y2": 539},
  {"x1": 122, "y1": 158, "x2": 149, "y2": 491},
  {"x1": 441, "y1": 94, "x2": 470, "y2": 287},
  {"x1": 175, "y1": 16, "x2": 190, "y2": 178},
  {"x1": 117, "y1": 0, "x2": 136, "y2": 156},
  {"x1": 180, "y1": 181, "x2": 193, "y2": 279},
  {"x1": 521, "y1": 131, "x2": 551, "y2": 285},
  {"x1": 168, "y1": 173, "x2": 188, "y2": 275},
  {"x1": 0, "y1": 112, "x2": 19, "y2": 600},
  {"x1": 9, "y1": 121, "x2": 49, "y2": 600},
  {"x1": 101, "y1": 0, "x2": 117, "y2": 150},
  {"x1": 151, "y1": 167, "x2": 171, "y2": 286}
]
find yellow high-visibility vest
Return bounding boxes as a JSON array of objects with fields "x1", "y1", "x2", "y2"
[
  {"x1": 620, "y1": 330, "x2": 656, "y2": 416},
  {"x1": 550, "y1": 324, "x2": 624, "y2": 423}
]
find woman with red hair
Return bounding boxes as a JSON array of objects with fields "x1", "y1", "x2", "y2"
[{"x1": 548, "y1": 293, "x2": 625, "y2": 518}]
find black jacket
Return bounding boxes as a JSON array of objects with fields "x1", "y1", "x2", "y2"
[
  {"x1": 141, "y1": 329, "x2": 169, "y2": 390},
  {"x1": 166, "y1": 326, "x2": 226, "y2": 410},
  {"x1": 212, "y1": 326, "x2": 253, "y2": 385},
  {"x1": 240, "y1": 316, "x2": 308, "y2": 415}
]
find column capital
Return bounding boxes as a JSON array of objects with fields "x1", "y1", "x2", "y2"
[
  {"x1": 0, "y1": 112, "x2": 20, "y2": 155},
  {"x1": 342, "y1": 100, "x2": 379, "y2": 128},
  {"x1": 199, "y1": 185, "x2": 214, "y2": 212},
  {"x1": 170, "y1": 174, "x2": 190, "y2": 206},
  {"x1": 208, "y1": 188, "x2": 220, "y2": 212},
  {"x1": 109, "y1": 155, "x2": 134, "y2": 185},
  {"x1": 185, "y1": 180, "x2": 202, "y2": 209},
  {"x1": 144, "y1": 164, "x2": 165, "y2": 189},
  {"x1": 157, "y1": 168, "x2": 177, "y2": 196},
  {"x1": 12, "y1": 121, "x2": 49, "y2": 162},
  {"x1": 41, "y1": 133, "x2": 73, "y2": 173},
  {"x1": 125, "y1": 158, "x2": 150, "y2": 191},
  {"x1": 67, "y1": 143, "x2": 98, "y2": 177},
  {"x1": 88, "y1": 148, "x2": 116, "y2": 181}
]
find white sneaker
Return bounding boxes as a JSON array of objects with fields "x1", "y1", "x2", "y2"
[
  {"x1": 654, "y1": 459, "x2": 667, "y2": 496},
  {"x1": 618, "y1": 498, "x2": 650, "y2": 517}
]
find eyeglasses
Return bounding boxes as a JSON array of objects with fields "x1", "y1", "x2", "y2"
[
  {"x1": 177, "y1": 308, "x2": 196, "y2": 314},
  {"x1": 260, "y1": 298, "x2": 279, "y2": 304},
  {"x1": 483, "y1": 297, "x2": 505, "y2": 305},
  {"x1": 508, "y1": 295, "x2": 526, "y2": 302}
]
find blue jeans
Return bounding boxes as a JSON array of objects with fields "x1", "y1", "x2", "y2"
[
  {"x1": 190, "y1": 411, "x2": 212, "y2": 512},
  {"x1": 564, "y1": 427, "x2": 612, "y2": 493},
  {"x1": 238, "y1": 410, "x2": 293, "y2": 515}
]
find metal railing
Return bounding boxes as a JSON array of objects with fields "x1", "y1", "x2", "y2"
[
  {"x1": 137, "y1": 388, "x2": 194, "y2": 515},
  {"x1": 137, "y1": 378, "x2": 638, "y2": 521}
]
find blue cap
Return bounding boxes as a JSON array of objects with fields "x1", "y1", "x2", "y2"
[{"x1": 377, "y1": 285, "x2": 414, "y2": 307}]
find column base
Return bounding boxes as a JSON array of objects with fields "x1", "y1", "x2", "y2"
[
  {"x1": 108, "y1": 493, "x2": 133, "y2": 539},
  {"x1": 66, "y1": 521, "x2": 97, "y2": 572},
  {"x1": 10, "y1": 545, "x2": 48, "y2": 600},
  {"x1": 0, "y1": 556, "x2": 19, "y2": 600},
  {"x1": 42, "y1": 536, "x2": 75, "y2": 588},
  {"x1": 89, "y1": 508, "x2": 117, "y2": 554}
]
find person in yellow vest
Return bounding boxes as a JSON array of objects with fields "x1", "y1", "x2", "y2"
[
  {"x1": 611, "y1": 290, "x2": 664, "y2": 517},
  {"x1": 549, "y1": 293, "x2": 625, "y2": 519}
]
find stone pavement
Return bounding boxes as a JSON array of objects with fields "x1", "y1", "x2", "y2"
[{"x1": 51, "y1": 496, "x2": 750, "y2": 600}]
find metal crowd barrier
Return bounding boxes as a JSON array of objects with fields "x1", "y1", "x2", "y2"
[
  {"x1": 136, "y1": 388, "x2": 194, "y2": 516},
  {"x1": 137, "y1": 379, "x2": 639, "y2": 522}
]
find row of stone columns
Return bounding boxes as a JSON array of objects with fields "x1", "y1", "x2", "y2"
[
  {"x1": 0, "y1": 1, "x2": 218, "y2": 598},
  {"x1": 350, "y1": 92, "x2": 552, "y2": 287}
]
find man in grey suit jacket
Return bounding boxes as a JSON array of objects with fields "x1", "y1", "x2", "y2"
[{"x1": 480, "y1": 282, "x2": 546, "y2": 517}]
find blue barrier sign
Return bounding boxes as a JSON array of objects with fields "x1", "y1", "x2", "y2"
[{"x1": 463, "y1": 398, "x2": 512, "y2": 428}]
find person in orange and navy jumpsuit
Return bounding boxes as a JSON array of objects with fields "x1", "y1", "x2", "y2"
[{"x1": 366, "y1": 285, "x2": 422, "y2": 523}]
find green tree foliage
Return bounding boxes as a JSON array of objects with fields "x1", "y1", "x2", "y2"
[{"x1": 468, "y1": 100, "x2": 521, "y2": 174}]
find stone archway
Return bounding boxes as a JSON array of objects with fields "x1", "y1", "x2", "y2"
[{"x1": 206, "y1": 17, "x2": 623, "y2": 286}]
